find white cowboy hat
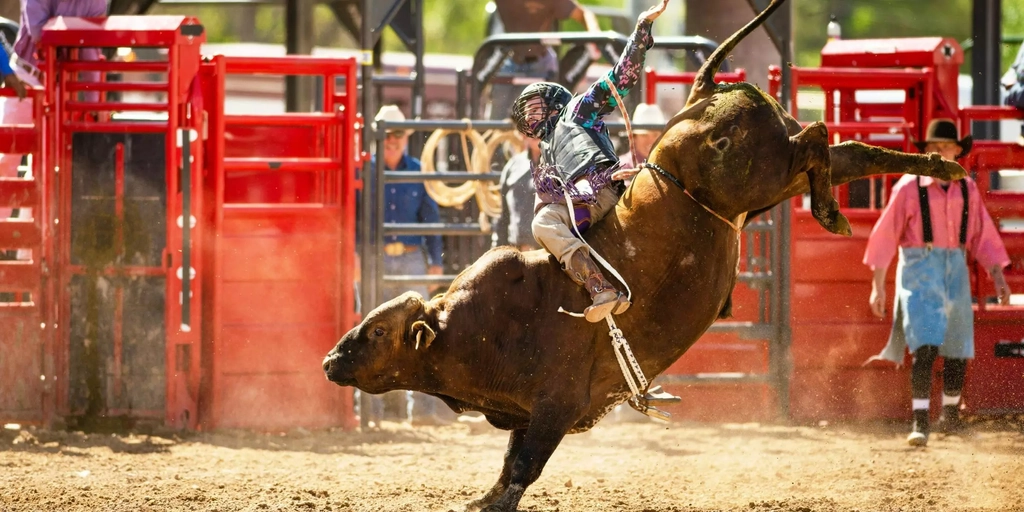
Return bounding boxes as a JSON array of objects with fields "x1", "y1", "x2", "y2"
[
  {"x1": 631, "y1": 103, "x2": 666, "y2": 134},
  {"x1": 374, "y1": 104, "x2": 413, "y2": 136}
]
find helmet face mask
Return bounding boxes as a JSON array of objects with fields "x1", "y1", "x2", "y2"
[{"x1": 511, "y1": 82, "x2": 571, "y2": 139}]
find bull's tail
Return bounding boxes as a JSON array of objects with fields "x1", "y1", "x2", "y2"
[{"x1": 685, "y1": 0, "x2": 787, "y2": 108}]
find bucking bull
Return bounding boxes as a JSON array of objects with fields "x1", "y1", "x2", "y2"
[{"x1": 322, "y1": 1, "x2": 966, "y2": 510}]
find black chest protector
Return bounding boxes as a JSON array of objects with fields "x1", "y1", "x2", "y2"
[{"x1": 539, "y1": 115, "x2": 619, "y2": 183}]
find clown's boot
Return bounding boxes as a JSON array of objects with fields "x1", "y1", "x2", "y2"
[{"x1": 907, "y1": 410, "x2": 930, "y2": 447}]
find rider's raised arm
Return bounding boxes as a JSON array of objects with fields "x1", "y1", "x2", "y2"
[{"x1": 571, "y1": 19, "x2": 654, "y2": 129}]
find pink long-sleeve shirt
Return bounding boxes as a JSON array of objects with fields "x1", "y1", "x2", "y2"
[{"x1": 863, "y1": 175, "x2": 1010, "y2": 273}]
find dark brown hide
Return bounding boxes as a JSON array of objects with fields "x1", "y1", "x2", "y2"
[{"x1": 323, "y1": 1, "x2": 966, "y2": 510}]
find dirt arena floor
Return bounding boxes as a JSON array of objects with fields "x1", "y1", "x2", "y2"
[{"x1": 2, "y1": 415, "x2": 1023, "y2": 512}]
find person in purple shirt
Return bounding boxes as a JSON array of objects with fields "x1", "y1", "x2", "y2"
[{"x1": 13, "y1": 0, "x2": 106, "y2": 100}]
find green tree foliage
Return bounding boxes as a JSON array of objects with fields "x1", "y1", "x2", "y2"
[
  {"x1": 795, "y1": 0, "x2": 1024, "y2": 71},
  {"x1": 152, "y1": 0, "x2": 1024, "y2": 77}
]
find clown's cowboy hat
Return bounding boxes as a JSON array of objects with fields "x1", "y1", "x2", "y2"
[{"x1": 914, "y1": 118, "x2": 972, "y2": 159}]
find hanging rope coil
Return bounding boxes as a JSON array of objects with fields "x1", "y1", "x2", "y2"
[
  {"x1": 420, "y1": 127, "x2": 489, "y2": 207},
  {"x1": 419, "y1": 125, "x2": 525, "y2": 219},
  {"x1": 473, "y1": 130, "x2": 525, "y2": 218}
]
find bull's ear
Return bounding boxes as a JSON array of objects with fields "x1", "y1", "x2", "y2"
[{"x1": 412, "y1": 320, "x2": 436, "y2": 350}]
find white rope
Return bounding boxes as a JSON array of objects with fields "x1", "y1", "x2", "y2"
[
  {"x1": 549, "y1": 174, "x2": 648, "y2": 398},
  {"x1": 607, "y1": 316, "x2": 648, "y2": 397}
]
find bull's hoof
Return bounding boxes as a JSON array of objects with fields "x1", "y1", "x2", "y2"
[
  {"x1": 479, "y1": 485, "x2": 525, "y2": 512},
  {"x1": 819, "y1": 209, "x2": 852, "y2": 237},
  {"x1": 939, "y1": 157, "x2": 968, "y2": 181}
]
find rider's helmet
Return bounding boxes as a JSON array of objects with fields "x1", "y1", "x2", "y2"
[{"x1": 510, "y1": 82, "x2": 572, "y2": 139}]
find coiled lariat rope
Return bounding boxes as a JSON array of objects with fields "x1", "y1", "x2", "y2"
[
  {"x1": 419, "y1": 122, "x2": 524, "y2": 219},
  {"x1": 420, "y1": 126, "x2": 489, "y2": 207}
]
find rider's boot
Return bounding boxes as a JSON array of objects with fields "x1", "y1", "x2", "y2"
[{"x1": 565, "y1": 250, "x2": 629, "y2": 323}]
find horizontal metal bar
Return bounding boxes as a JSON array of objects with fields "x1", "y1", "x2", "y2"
[
  {"x1": 382, "y1": 275, "x2": 457, "y2": 286},
  {"x1": 225, "y1": 113, "x2": 340, "y2": 127},
  {"x1": 221, "y1": 204, "x2": 340, "y2": 215},
  {"x1": 65, "y1": 81, "x2": 168, "y2": 93},
  {"x1": 372, "y1": 75, "x2": 417, "y2": 86},
  {"x1": 63, "y1": 61, "x2": 168, "y2": 73},
  {"x1": 66, "y1": 264, "x2": 165, "y2": 277},
  {"x1": 705, "y1": 321, "x2": 775, "y2": 340},
  {"x1": 654, "y1": 373, "x2": 771, "y2": 385},
  {"x1": 64, "y1": 122, "x2": 167, "y2": 133},
  {"x1": 223, "y1": 56, "x2": 354, "y2": 76},
  {"x1": 223, "y1": 157, "x2": 339, "y2": 172},
  {"x1": 736, "y1": 271, "x2": 773, "y2": 285},
  {"x1": 743, "y1": 220, "x2": 774, "y2": 232},
  {"x1": 0, "y1": 177, "x2": 38, "y2": 208},
  {"x1": 0, "y1": 301, "x2": 37, "y2": 312},
  {"x1": 0, "y1": 260, "x2": 40, "y2": 290},
  {"x1": 384, "y1": 171, "x2": 501, "y2": 184},
  {"x1": 383, "y1": 223, "x2": 485, "y2": 236},
  {"x1": 0, "y1": 220, "x2": 40, "y2": 249},
  {"x1": 479, "y1": 30, "x2": 627, "y2": 46},
  {"x1": 378, "y1": 119, "x2": 513, "y2": 132},
  {"x1": 65, "y1": 102, "x2": 168, "y2": 112},
  {"x1": 0, "y1": 124, "x2": 38, "y2": 154}
]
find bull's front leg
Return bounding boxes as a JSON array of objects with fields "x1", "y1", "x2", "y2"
[
  {"x1": 463, "y1": 429, "x2": 526, "y2": 512},
  {"x1": 791, "y1": 122, "x2": 852, "y2": 236},
  {"x1": 480, "y1": 398, "x2": 589, "y2": 512}
]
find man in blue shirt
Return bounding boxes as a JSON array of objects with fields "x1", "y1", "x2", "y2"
[
  {"x1": 0, "y1": 43, "x2": 27, "y2": 100},
  {"x1": 359, "y1": 105, "x2": 448, "y2": 429}
]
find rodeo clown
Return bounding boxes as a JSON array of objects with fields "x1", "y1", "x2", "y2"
[
  {"x1": 864, "y1": 118, "x2": 1012, "y2": 447},
  {"x1": 509, "y1": 0, "x2": 669, "y2": 323}
]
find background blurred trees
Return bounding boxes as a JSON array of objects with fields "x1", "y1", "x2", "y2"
[{"x1": 0, "y1": 0, "x2": 1016, "y2": 73}]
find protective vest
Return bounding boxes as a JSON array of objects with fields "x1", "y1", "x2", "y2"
[{"x1": 539, "y1": 115, "x2": 619, "y2": 184}]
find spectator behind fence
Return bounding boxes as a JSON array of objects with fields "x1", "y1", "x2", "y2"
[
  {"x1": 0, "y1": 42, "x2": 26, "y2": 100},
  {"x1": 863, "y1": 118, "x2": 1012, "y2": 448},
  {"x1": 13, "y1": 0, "x2": 106, "y2": 99},
  {"x1": 491, "y1": 134, "x2": 541, "y2": 251},
  {"x1": 1001, "y1": 41, "x2": 1024, "y2": 143},
  {"x1": 616, "y1": 102, "x2": 666, "y2": 187},
  {"x1": 488, "y1": 0, "x2": 602, "y2": 120},
  {"x1": 355, "y1": 105, "x2": 450, "y2": 429}
]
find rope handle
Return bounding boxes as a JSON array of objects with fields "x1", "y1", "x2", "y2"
[{"x1": 602, "y1": 76, "x2": 639, "y2": 168}]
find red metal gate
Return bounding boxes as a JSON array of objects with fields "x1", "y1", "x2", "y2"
[
  {"x1": 0, "y1": 90, "x2": 48, "y2": 424},
  {"x1": 199, "y1": 55, "x2": 359, "y2": 430},
  {"x1": 776, "y1": 38, "x2": 1024, "y2": 420},
  {"x1": 0, "y1": 15, "x2": 359, "y2": 430}
]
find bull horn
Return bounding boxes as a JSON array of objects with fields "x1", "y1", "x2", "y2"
[
  {"x1": 686, "y1": 0, "x2": 787, "y2": 109},
  {"x1": 412, "y1": 320, "x2": 436, "y2": 350}
]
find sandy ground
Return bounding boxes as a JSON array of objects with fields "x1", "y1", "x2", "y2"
[{"x1": 2, "y1": 415, "x2": 1023, "y2": 512}]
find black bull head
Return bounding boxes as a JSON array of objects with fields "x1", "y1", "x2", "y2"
[{"x1": 322, "y1": 1, "x2": 966, "y2": 510}]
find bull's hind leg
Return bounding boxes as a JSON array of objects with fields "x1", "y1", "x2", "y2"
[
  {"x1": 791, "y1": 122, "x2": 852, "y2": 236},
  {"x1": 463, "y1": 429, "x2": 526, "y2": 512},
  {"x1": 828, "y1": 141, "x2": 968, "y2": 185}
]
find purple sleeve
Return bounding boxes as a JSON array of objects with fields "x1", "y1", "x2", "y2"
[
  {"x1": 23, "y1": 0, "x2": 52, "y2": 42},
  {"x1": 571, "y1": 20, "x2": 653, "y2": 129}
]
